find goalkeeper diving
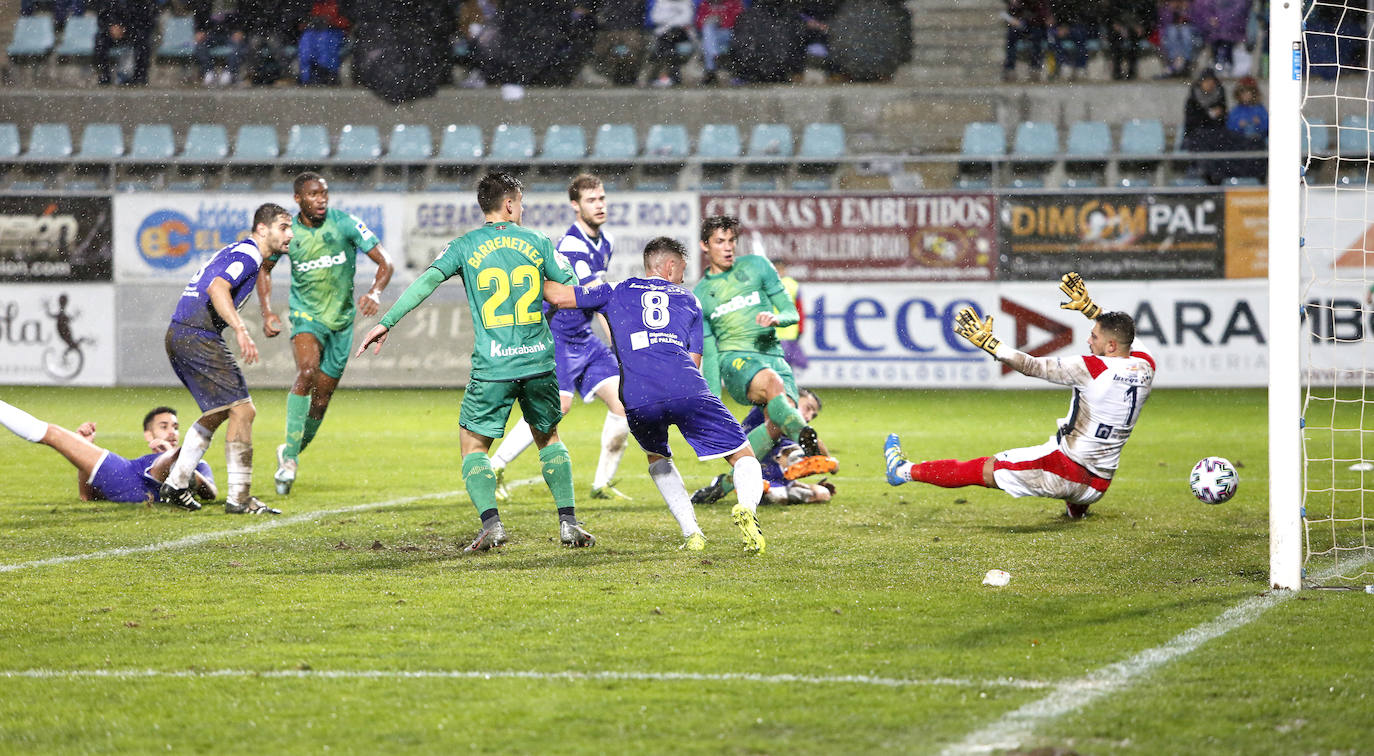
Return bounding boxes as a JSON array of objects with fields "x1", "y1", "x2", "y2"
[{"x1": 883, "y1": 272, "x2": 1155, "y2": 518}]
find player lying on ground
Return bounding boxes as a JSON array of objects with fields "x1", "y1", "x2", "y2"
[
  {"x1": 0, "y1": 402, "x2": 216, "y2": 506},
  {"x1": 489, "y1": 174, "x2": 632, "y2": 502},
  {"x1": 355, "y1": 172, "x2": 595, "y2": 552},
  {"x1": 545, "y1": 236, "x2": 768, "y2": 553},
  {"x1": 161, "y1": 202, "x2": 292, "y2": 515},
  {"x1": 692, "y1": 388, "x2": 837, "y2": 506},
  {"x1": 693, "y1": 216, "x2": 836, "y2": 476},
  {"x1": 883, "y1": 272, "x2": 1156, "y2": 518},
  {"x1": 257, "y1": 171, "x2": 394, "y2": 497}
]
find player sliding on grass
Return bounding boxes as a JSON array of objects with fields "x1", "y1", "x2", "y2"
[
  {"x1": 545, "y1": 237, "x2": 767, "y2": 552},
  {"x1": 884, "y1": 273, "x2": 1156, "y2": 518},
  {"x1": 691, "y1": 388, "x2": 835, "y2": 506},
  {"x1": 257, "y1": 172, "x2": 395, "y2": 497},
  {"x1": 354, "y1": 172, "x2": 595, "y2": 552},
  {"x1": 0, "y1": 403, "x2": 217, "y2": 506},
  {"x1": 489, "y1": 174, "x2": 631, "y2": 503},
  {"x1": 693, "y1": 216, "x2": 836, "y2": 480}
]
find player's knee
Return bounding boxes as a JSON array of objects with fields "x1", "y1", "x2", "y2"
[{"x1": 230, "y1": 402, "x2": 256, "y2": 423}]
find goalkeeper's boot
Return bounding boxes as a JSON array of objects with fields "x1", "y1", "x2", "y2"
[
  {"x1": 492, "y1": 467, "x2": 510, "y2": 502},
  {"x1": 560, "y1": 519, "x2": 597, "y2": 548},
  {"x1": 225, "y1": 497, "x2": 281, "y2": 515},
  {"x1": 159, "y1": 483, "x2": 202, "y2": 512},
  {"x1": 690, "y1": 474, "x2": 730, "y2": 506},
  {"x1": 464, "y1": 520, "x2": 508, "y2": 553},
  {"x1": 884, "y1": 433, "x2": 910, "y2": 487},
  {"x1": 730, "y1": 504, "x2": 766, "y2": 554},
  {"x1": 783, "y1": 454, "x2": 839, "y2": 481},
  {"x1": 274, "y1": 443, "x2": 297, "y2": 496},
  {"x1": 590, "y1": 481, "x2": 631, "y2": 500},
  {"x1": 681, "y1": 531, "x2": 707, "y2": 551},
  {"x1": 1065, "y1": 501, "x2": 1091, "y2": 519},
  {"x1": 797, "y1": 426, "x2": 822, "y2": 457}
]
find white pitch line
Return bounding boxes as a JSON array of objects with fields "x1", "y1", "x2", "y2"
[
  {"x1": 0, "y1": 668, "x2": 1053, "y2": 690},
  {"x1": 941, "y1": 554, "x2": 1374, "y2": 756},
  {"x1": 0, "y1": 478, "x2": 543, "y2": 574}
]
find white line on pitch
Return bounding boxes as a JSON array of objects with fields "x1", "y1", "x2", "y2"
[
  {"x1": 0, "y1": 668, "x2": 1054, "y2": 690},
  {"x1": 0, "y1": 478, "x2": 543, "y2": 574},
  {"x1": 940, "y1": 554, "x2": 1374, "y2": 756}
]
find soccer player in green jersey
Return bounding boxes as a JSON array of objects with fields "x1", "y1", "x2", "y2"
[
  {"x1": 693, "y1": 215, "x2": 834, "y2": 476},
  {"x1": 355, "y1": 172, "x2": 595, "y2": 552},
  {"x1": 256, "y1": 172, "x2": 394, "y2": 496}
]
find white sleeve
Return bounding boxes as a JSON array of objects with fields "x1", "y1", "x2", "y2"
[{"x1": 993, "y1": 344, "x2": 1093, "y2": 387}]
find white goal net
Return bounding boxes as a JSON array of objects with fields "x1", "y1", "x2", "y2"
[{"x1": 1284, "y1": 0, "x2": 1374, "y2": 587}]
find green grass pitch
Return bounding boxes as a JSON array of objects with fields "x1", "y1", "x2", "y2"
[{"x1": 1, "y1": 385, "x2": 1370, "y2": 754}]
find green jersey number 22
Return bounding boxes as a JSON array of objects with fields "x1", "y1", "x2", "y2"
[{"x1": 478, "y1": 265, "x2": 542, "y2": 328}]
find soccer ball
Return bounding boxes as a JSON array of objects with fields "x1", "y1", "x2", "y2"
[{"x1": 1190, "y1": 457, "x2": 1239, "y2": 504}]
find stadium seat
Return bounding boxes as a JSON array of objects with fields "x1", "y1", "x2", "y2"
[
  {"x1": 156, "y1": 15, "x2": 196, "y2": 61},
  {"x1": 541, "y1": 125, "x2": 587, "y2": 162},
  {"x1": 490, "y1": 124, "x2": 536, "y2": 161},
  {"x1": 1066, "y1": 121, "x2": 1112, "y2": 157},
  {"x1": 25, "y1": 123, "x2": 73, "y2": 159},
  {"x1": 181, "y1": 124, "x2": 230, "y2": 160},
  {"x1": 6, "y1": 14, "x2": 56, "y2": 62},
  {"x1": 644, "y1": 124, "x2": 689, "y2": 159},
  {"x1": 1304, "y1": 118, "x2": 1331, "y2": 157},
  {"x1": 961, "y1": 122, "x2": 1007, "y2": 158},
  {"x1": 284, "y1": 125, "x2": 331, "y2": 161},
  {"x1": 1013, "y1": 122, "x2": 1059, "y2": 157},
  {"x1": 1338, "y1": 114, "x2": 1369, "y2": 157},
  {"x1": 0, "y1": 124, "x2": 20, "y2": 159},
  {"x1": 77, "y1": 123, "x2": 124, "y2": 158},
  {"x1": 336, "y1": 125, "x2": 382, "y2": 160},
  {"x1": 747, "y1": 124, "x2": 794, "y2": 158},
  {"x1": 697, "y1": 124, "x2": 742, "y2": 159},
  {"x1": 638, "y1": 124, "x2": 689, "y2": 191},
  {"x1": 387, "y1": 124, "x2": 433, "y2": 161},
  {"x1": 54, "y1": 14, "x2": 97, "y2": 59},
  {"x1": 438, "y1": 124, "x2": 484, "y2": 160},
  {"x1": 592, "y1": 124, "x2": 638, "y2": 161},
  {"x1": 798, "y1": 123, "x2": 846, "y2": 160},
  {"x1": 234, "y1": 125, "x2": 279, "y2": 160},
  {"x1": 1119, "y1": 119, "x2": 1166, "y2": 156}
]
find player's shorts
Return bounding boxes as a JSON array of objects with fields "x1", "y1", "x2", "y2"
[
  {"x1": 460, "y1": 371, "x2": 564, "y2": 439},
  {"x1": 289, "y1": 312, "x2": 354, "y2": 380},
  {"x1": 991, "y1": 438, "x2": 1112, "y2": 506},
  {"x1": 718, "y1": 350, "x2": 798, "y2": 407},
  {"x1": 555, "y1": 336, "x2": 620, "y2": 402},
  {"x1": 626, "y1": 391, "x2": 750, "y2": 461},
  {"x1": 165, "y1": 323, "x2": 251, "y2": 413},
  {"x1": 88, "y1": 450, "x2": 159, "y2": 503}
]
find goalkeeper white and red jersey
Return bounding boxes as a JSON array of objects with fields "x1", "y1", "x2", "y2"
[{"x1": 997, "y1": 344, "x2": 1156, "y2": 479}]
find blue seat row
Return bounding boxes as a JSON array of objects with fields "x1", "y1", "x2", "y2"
[{"x1": 961, "y1": 119, "x2": 1168, "y2": 159}]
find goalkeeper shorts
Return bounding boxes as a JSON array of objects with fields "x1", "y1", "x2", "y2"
[{"x1": 991, "y1": 439, "x2": 1111, "y2": 506}]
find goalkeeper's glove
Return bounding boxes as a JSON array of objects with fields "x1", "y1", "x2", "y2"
[
  {"x1": 1058, "y1": 271, "x2": 1101, "y2": 320},
  {"x1": 954, "y1": 306, "x2": 1001, "y2": 356}
]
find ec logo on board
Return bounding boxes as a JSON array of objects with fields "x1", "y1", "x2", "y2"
[{"x1": 136, "y1": 210, "x2": 196, "y2": 269}]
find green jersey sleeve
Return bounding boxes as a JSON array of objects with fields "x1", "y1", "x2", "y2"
[
  {"x1": 430, "y1": 237, "x2": 467, "y2": 279},
  {"x1": 341, "y1": 210, "x2": 381, "y2": 254}
]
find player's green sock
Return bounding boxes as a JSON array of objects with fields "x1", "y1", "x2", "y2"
[
  {"x1": 746, "y1": 423, "x2": 774, "y2": 462},
  {"x1": 765, "y1": 394, "x2": 807, "y2": 439},
  {"x1": 284, "y1": 393, "x2": 308, "y2": 459},
  {"x1": 539, "y1": 442, "x2": 576, "y2": 511},
  {"x1": 300, "y1": 416, "x2": 323, "y2": 452},
  {"x1": 462, "y1": 452, "x2": 500, "y2": 517}
]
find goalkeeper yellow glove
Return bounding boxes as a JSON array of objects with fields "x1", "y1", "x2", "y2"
[
  {"x1": 1058, "y1": 272, "x2": 1101, "y2": 320},
  {"x1": 954, "y1": 306, "x2": 1001, "y2": 356}
]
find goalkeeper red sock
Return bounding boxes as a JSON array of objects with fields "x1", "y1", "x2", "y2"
[{"x1": 910, "y1": 458, "x2": 990, "y2": 488}]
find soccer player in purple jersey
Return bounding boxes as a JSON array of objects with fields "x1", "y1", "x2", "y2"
[
  {"x1": 489, "y1": 174, "x2": 632, "y2": 502},
  {"x1": 547, "y1": 237, "x2": 767, "y2": 552},
  {"x1": 160, "y1": 203, "x2": 293, "y2": 515},
  {"x1": 0, "y1": 403, "x2": 217, "y2": 506}
]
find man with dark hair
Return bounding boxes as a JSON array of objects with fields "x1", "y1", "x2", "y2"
[
  {"x1": 693, "y1": 215, "x2": 835, "y2": 479},
  {"x1": 355, "y1": 172, "x2": 595, "y2": 552},
  {"x1": 489, "y1": 174, "x2": 631, "y2": 502},
  {"x1": 546, "y1": 237, "x2": 767, "y2": 552},
  {"x1": 257, "y1": 172, "x2": 394, "y2": 496},
  {"x1": 691, "y1": 387, "x2": 832, "y2": 507},
  {"x1": 0, "y1": 403, "x2": 216, "y2": 505},
  {"x1": 884, "y1": 273, "x2": 1156, "y2": 519},
  {"x1": 93, "y1": 0, "x2": 157, "y2": 86},
  {"x1": 160, "y1": 203, "x2": 293, "y2": 515}
]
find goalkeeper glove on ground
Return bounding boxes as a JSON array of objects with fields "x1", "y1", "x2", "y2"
[
  {"x1": 1059, "y1": 272, "x2": 1101, "y2": 319},
  {"x1": 954, "y1": 306, "x2": 1001, "y2": 356}
]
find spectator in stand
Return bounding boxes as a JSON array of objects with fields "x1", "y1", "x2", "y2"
[
  {"x1": 1182, "y1": 70, "x2": 1234, "y2": 182},
  {"x1": 454, "y1": 0, "x2": 498, "y2": 87},
  {"x1": 1192, "y1": 0, "x2": 1251, "y2": 76},
  {"x1": 1226, "y1": 75, "x2": 1267, "y2": 143},
  {"x1": 190, "y1": 0, "x2": 251, "y2": 86},
  {"x1": 646, "y1": 0, "x2": 695, "y2": 87},
  {"x1": 1103, "y1": 0, "x2": 1153, "y2": 81},
  {"x1": 1157, "y1": 0, "x2": 1200, "y2": 78},
  {"x1": 695, "y1": 0, "x2": 742, "y2": 85},
  {"x1": 1048, "y1": 0, "x2": 1096, "y2": 82},
  {"x1": 1001, "y1": 0, "x2": 1050, "y2": 83},
  {"x1": 298, "y1": 0, "x2": 350, "y2": 85},
  {"x1": 241, "y1": 0, "x2": 301, "y2": 86},
  {"x1": 93, "y1": 0, "x2": 157, "y2": 86},
  {"x1": 21, "y1": 0, "x2": 86, "y2": 33},
  {"x1": 590, "y1": 0, "x2": 647, "y2": 86}
]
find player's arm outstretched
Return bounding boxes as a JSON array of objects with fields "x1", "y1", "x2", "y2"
[
  {"x1": 355, "y1": 267, "x2": 448, "y2": 356},
  {"x1": 954, "y1": 306, "x2": 1091, "y2": 386},
  {"x1": 1058, "y1": 271, "x2": 1102, "y2": 320}
]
